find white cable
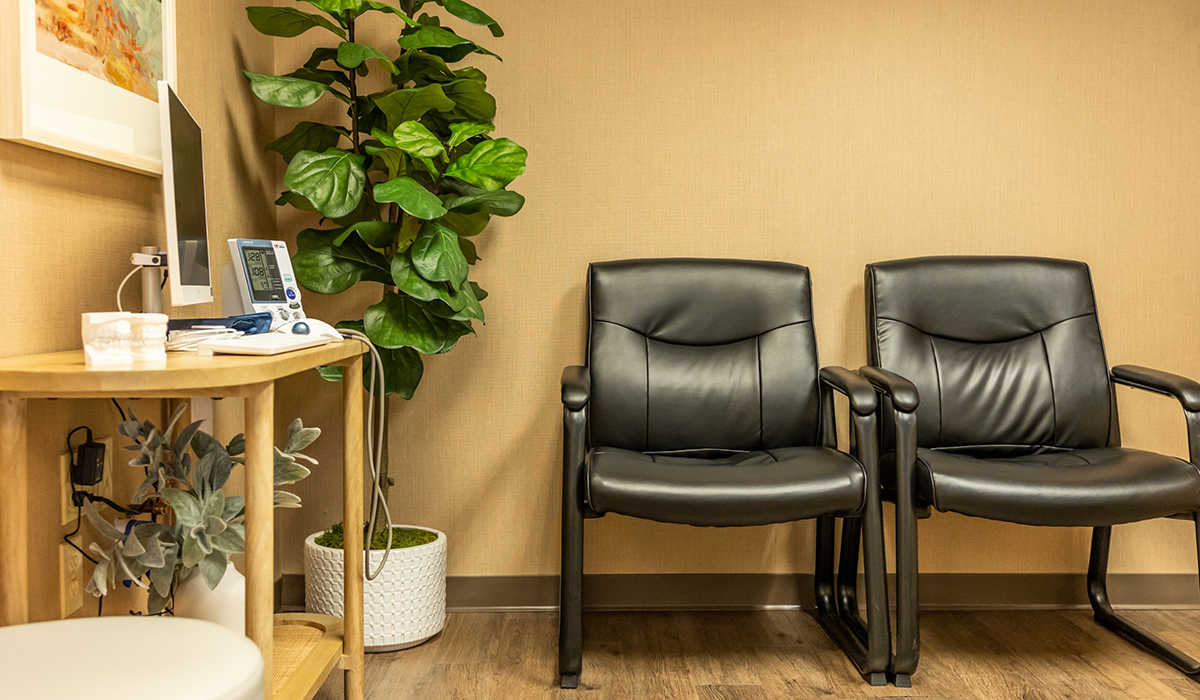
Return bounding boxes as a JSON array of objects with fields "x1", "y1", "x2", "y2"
[
  {"x1": 337, "y1": 328, "x2": 394, "y2": 580},
  {"x1": 116, "y1": 266, "x2": 143, "y2": 313}
]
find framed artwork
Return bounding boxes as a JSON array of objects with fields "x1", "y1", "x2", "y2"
[{"x1": 1, "y1": 0, "x2": 177, "y2": 176}]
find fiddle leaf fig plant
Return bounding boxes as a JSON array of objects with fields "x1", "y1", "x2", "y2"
[
  {"x1": 84, "y1": 405, "x2": 318, "y2": 614},
  {"x1": 242, "y1": 0, "x2": 526, "y2": 403}
]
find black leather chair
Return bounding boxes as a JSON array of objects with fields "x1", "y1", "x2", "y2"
[
  {"x1": 858, "y1": 256, "x2": 1200, "y2": 687},
  {"x1": 558, "y1": 258, "x2": 891, "y2": 689}
]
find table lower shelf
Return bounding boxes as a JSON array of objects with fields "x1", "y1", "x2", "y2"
[{"x1": 273, "y1": 613, "x2": 345, "y2": 700}]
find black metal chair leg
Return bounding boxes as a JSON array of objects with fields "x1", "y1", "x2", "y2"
[
  {"x1": 1088, "y1": 525, "x2": 1200, "y2": 679},
  {"x1": 836, "y1": 517, "x2": 869, "y2": 641},
  {"x1": 559, "y1": 408, "x2": 586, "y2": 689},
  {"x1": 891, "y1": 411, "x2": 919, "y2": 687},
  {"x1": 814, "y1": 516, "x2": 887, "y2": 685}
]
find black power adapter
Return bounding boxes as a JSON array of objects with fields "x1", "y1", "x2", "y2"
[{"x1": 68, "y1": 427, "x2": 105, "y2": 487}]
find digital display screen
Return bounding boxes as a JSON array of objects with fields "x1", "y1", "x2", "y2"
[{"x1": 241, "y1": 247, "x2": 284, "y2": 303}]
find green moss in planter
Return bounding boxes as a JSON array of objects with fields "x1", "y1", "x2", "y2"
[{"x1": 315, "y1": 523, "x2": 437, "y2": 551}]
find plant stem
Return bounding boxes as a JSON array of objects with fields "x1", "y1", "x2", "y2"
[{"x1": 347, "y1": 15, "x2": 360, "y2": 155}]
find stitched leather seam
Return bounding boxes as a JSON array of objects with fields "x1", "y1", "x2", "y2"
[
  {"x1": 644, "y1": 334, "x2": 650, "y2": 451},
  {"x1": 876, "y1": 312, "x2": 1097, "y2": 343},
  {"x1": 591, "y1": 318, "x2": 812, "y2": 346},
  {"x1": 756, "y1": 335, "x2": 764, "y2": 450},
  {"x1": 643, "y1": 448, "x2": 750, "y2": 456},
  {"x1": 929, "y1": 334, "x2": 943, "y2": 446},
  {"x1": 1040, "y1": 331, "x2": 1058, "y2": 447},
  {"x1": 928, "y1": 444, "x2": 1075, "y2": 453}
]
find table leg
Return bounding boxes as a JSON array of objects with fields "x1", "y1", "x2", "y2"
[
  {"x1": 342, "y1": 353, "x2": 364, "y2": 700},
  {"x1": 245, "y1": 382, "x2": 275, "y2": 699},
  {"x1": 0, "y1": 393, "x2": 27, "y2": 626}
]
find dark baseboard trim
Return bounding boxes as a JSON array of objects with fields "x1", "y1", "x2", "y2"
[{"x1": 278, "y1": 573, "x2": 1199, "y2": 613}]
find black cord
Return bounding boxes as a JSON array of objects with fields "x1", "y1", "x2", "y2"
[
  {"x1": 66, "y1": 425, "x2": 91, "y2": 467},
  {"x1": 78, "y1": 492, "x2": 140, "y2": 517},
  {"x1": 110, "y1": 399, "x2": 128, "y2": 423},
  {"x1": 64, "y1": 502, "x2": 98, "y2": 566}
]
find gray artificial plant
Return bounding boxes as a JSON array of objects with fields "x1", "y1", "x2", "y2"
[{"x1": 84, "y1": 404, "x2": 318, "y2": 614}]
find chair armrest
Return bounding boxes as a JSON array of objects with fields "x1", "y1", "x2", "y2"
[
  {"x1": 858, "y1": 366, "x2": 919, "y2": 413},
  {"x1": 818, "y1": 366, "x2": 877, "y2": 416},
  {"x1": 561, "y1": 365, "x2": 591, "y2": 410},
  {"x1": 1112, "y1": 365, "x2": 1200, "y2": 412}
]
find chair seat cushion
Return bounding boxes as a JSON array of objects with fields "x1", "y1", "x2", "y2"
[
  {"x1": 586, "y1": 446, "x2": 866, "y2": 527},
  {"x1": 914, "y1": 447, "x2": 1200, "y2": 526}
]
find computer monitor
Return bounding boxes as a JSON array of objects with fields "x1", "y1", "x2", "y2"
[{"x1": 158, "y1": 81, "x2": 212, "y2": 306}]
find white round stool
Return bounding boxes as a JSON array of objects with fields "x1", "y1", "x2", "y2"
[{"x1": 0, "y1": 616, "x2": 263, "y2": 700}]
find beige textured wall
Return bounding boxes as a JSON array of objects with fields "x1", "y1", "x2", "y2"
[
  {"x1": 1, "y1": 4, "x2": 275, "y2": 620},
  {"x1": 272, "y1": 0, "x2": 1200, "y2": 579}
]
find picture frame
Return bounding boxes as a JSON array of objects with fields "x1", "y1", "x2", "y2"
[{"x1": 0, "y1": 0, "x2": 177, "y2": 176}]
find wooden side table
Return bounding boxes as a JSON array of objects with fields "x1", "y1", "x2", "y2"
[{"x1": 0, "y1": 343, "x2": 368, "y2": 700}]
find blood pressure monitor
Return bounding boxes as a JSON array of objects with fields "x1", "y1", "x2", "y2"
[{"x1": 225, "y1": 239, "x2": 305, "y2": 329}]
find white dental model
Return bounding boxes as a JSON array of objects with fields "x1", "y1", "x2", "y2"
[
  {"x1": 129, "y1": 313, "x2": 169, "y2": 362},
  {"x1": 81, "y1": 312, "x2": 133, "y2": 366}
]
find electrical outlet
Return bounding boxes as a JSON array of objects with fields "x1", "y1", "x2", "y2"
[
  {"x1": 60, "y1": 437, "x2": 115, "y2": 526},
  {"x1": 59, "y1": 543, "x2": 84, "y2": 617}
]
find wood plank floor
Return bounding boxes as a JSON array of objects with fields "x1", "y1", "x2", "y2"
[{"x1": 314, "y1": 610, "x2": 1200, "y2": 699}]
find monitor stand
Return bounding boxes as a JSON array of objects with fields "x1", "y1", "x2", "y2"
[{"x1": 139, "y1": 246, "x2": 164, "y2": 314}]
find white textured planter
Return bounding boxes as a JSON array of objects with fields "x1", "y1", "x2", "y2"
[{"x1": 304, "y1": 526, "x2": 446, "y2": 652}]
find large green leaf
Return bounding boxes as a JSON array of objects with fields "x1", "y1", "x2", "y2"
[
  {"x1": 443, "y1": 187, "x2": 524, "y2": 216},
  {"x1": 448, "y1": 121, "x2": 493, "y2": 149},
  {"x1": 375, "y1": 85, "x2": 455, "y2": 131},
  {"x1": 452, "y1": 66, "x2": 487, "y2": 86},
  {"x1": 292, "y1": 228, "x2": 392, "y2": 294},
  {"x1": 265, "y1": 122, "x2": 346, "y2": 163},
  {"x1": 275, "y1": 191, "x2": 317, "y2": 212},
  {"x1": 286, "y1": 66, "x2": 348, "y2": 89},
  {"x1": 440, "y1": 210, "x2": 490, "y2": 236},
  {"x1": 442, "y1": 79, "x2": 496, "y2": 121},
  {"x1": 301, "y1": 0, "x2": 363, "y2": 14},
  {"x1": 374, "y1": 177, "x2": 447, "y2": 220},
  {"x1": 427, "y1": 277, "x2": 485, "y2": 322},
  {"x1": 397, "y1": 51, "x2": 455, "y2": 86},
  {"x1": 361, "y1": 1, "x2": 420, "y2": 26},
  {"x1": 336, "y1": 41, "x2": 397, "y2": 74},
  {"x1": 284, "y1": 148, "x2": 367, "y2": 218},
  {"x1": 365, "y1": 292, "x2": 471, "y2": 354},
  {"x1": 380, "y1": 346, "x2": 424, "y2": 399},
  {"x1": 398, "y1": 25, "x2": 471, "y2": 51},
  {"x1": 411, "y1": 221, "x2": 468, "y2": 286},
  {"x1": 366, "y1": 145, "x2": 405, "y2": 179},
  {"x1": 427, "y1": 41, "x2": 500, "y2": 64},
  {"x1": 391, "y1": 121, "x2": 446, "y2": 159},
  {"x1": 304, "y1": 46, "x2": 340, "y2": 69},
  {"x1": 391, "y1": 251, "x2": 474, "y2": 316},
  {"x1": 333, "y1": 221, "x2": 399, "y2": 248},
  {"x1": 243, "y1": 71, "x2": 329, "y2": 108},
  {"x1": 390, "y1": 250, "x2": 443, "y2": 302},
  {"x1": 439, "y1": 0, "x2": 503, "y2": 37},
  {"x1": 458, "y1": 236, "x2": 479, "y2": 264},
  {"x1": 444, "y1": 138, "x2": 527, "y2": 190},
  {"x1": 246, "y1": 6, "x2": 345, "y2": 38}
]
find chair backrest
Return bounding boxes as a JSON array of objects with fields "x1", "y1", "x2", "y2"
[
  {"x1": 865, "y1": 256, "x2": 1119, "y2": 456},
  {"x1": 587, "y1": 258, "x2": 821, "y2": 453}
]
